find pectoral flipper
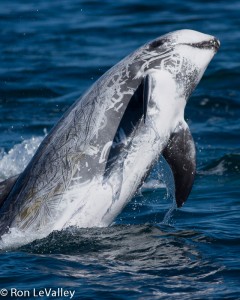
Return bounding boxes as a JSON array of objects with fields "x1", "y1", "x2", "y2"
[{"x1": 163, "y1": 124, "x2": 196, "y2": 207}]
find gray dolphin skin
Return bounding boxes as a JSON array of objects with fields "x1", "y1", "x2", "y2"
[{"x1": 0, "y1": 30, "x2": 220, "y2": 237}]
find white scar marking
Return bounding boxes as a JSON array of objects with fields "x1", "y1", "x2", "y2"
[{"x1": 99, "y1": 141, "x2": 113, "y2": 163}]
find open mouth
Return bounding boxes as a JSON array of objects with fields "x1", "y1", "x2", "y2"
[{"x1": 185, "y1": 38, "x2": 220, "y2": 52}]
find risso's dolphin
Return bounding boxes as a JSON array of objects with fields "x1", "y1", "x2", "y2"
[{"x1": 0, "y1": 29, "x2": 219, "y2": 237}]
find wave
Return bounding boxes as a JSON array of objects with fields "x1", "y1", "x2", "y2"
[
  {"x1": 203, "y1": 67, "x2": 240, "y2": 89},
  {"x1": 16, "y1": 225, "x2": 239, "y2": 256},
  {"x1": 14, "y1": 225, "x2": 212, "y2": 255},
  {"x1": 140, "y1": 179, "x2": 166, "y2": 192},
  {"x1": 198, "y1": 153, "x2": 240, "y2": 176}
]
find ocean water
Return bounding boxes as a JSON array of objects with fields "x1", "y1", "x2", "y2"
[{"x1": 0, "y1": 0, "x2": 240, "y2": 299}]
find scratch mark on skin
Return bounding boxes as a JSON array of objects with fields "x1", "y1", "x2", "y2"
[{"x1": 99, "y1": 141, "x2": 113, "y2": 164}]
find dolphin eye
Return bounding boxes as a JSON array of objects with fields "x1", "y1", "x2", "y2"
[{"x1": 149, "y1": 38, "x2": 169, "y2": 49}]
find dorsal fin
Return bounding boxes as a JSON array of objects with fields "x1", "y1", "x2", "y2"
[{"x1": 0, "y1": 175, "x2": 19, "y2": 209}]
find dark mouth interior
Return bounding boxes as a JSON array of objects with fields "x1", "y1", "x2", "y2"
[{"x1": 185, "y1": 39, "x2": 220, "y2": 51}]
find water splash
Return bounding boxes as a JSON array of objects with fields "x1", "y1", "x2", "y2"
[
  {"x1": 0, "y1": 227, "x2": 47, "y2": 250},
  {"x1": 0, "y1": 136, "x2": 44, "y2": 180},
  {"x1": 156, "y1": 157, "x2": 177, "y2": 226},
  {"x1": 161, "y1": 197, "x2": 177, "y2": 225}
]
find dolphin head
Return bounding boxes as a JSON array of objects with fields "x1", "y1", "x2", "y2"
[
  {"x1": 146, "y1": 29, "x2": 220, "y2": 98},
  {"x1": 137, "y1": 30, "x2": 220, "y2": 208}
]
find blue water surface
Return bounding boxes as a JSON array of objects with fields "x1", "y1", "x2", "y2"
[{"x1": 0, "y1": 0, "x2": 240, "y2": 299}]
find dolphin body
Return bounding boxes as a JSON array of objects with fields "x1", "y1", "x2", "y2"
[{"x1": 0, "y1": 30, "x2": 219, "y2": 237}]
